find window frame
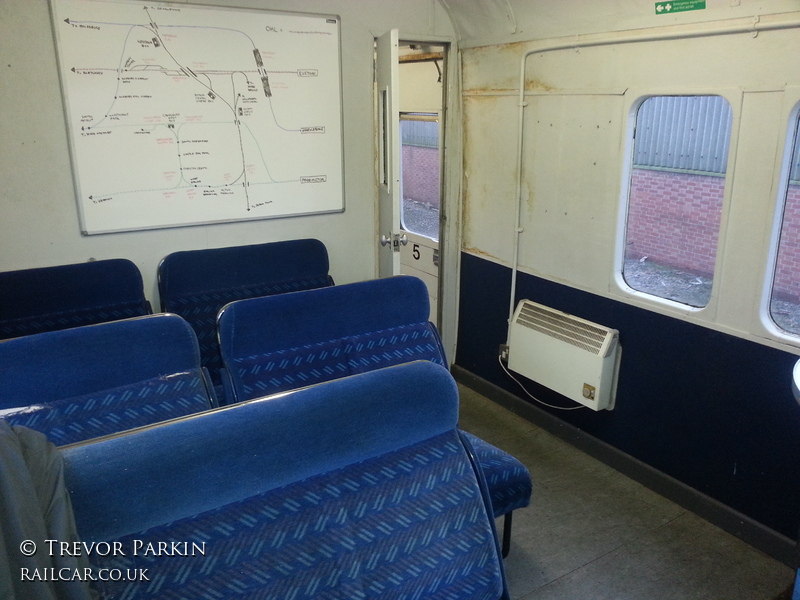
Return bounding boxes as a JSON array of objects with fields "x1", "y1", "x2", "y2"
[
  {"x1": 614, "y1": 91, "x2": 739, "y2": 318},
  {"x1": 760, "y1": 99, "x2": 800, "y2": 343}
]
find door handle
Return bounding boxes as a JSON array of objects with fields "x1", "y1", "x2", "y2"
[{"x1": 380, "y1": 233, "x2": 407, "y2": 250}]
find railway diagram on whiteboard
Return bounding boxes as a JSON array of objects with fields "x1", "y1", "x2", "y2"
[{"x1": 52, "y1": 0, "x2": 343, "y2": 234}]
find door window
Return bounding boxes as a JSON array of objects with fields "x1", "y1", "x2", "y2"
[{"x1": 400, "y1": 115, "x2": 439, "y2": 241}]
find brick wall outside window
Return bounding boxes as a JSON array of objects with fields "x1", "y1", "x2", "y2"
[
  {"x1": 627, "y1": 168, "x2": 800, "y2": 302},
  {"x1": 626, "y1": 168, "x2": 724, "y2": 276},
  {"x1": 402, "y1": 145, "x2": 440, "y2": 208},
  {"x1": 774, "y1": 184, "x2": 800, "y2": 301}
]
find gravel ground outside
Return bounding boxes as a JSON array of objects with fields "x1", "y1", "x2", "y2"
[
  {"x1": 626, "y1": 257, "x2": 800, "y2": 334},
  {"x1": 623, "y1": 258, "x2": 712, "y2": 307},
  {"x1": 401, "y1": 200, "x2": 439, "y2": 240},
  {"x1": 770, "y1": 298, "x2": 800, "y2": 334}
]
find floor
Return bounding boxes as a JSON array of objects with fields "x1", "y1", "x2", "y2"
[{"x1": 456, "y1": 382, "x2": 797, "y2": 600}]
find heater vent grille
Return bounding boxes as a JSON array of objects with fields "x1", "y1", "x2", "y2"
[
  {"x1": 515, "y1": 302, "x2": 608, "y2": 356},
  {"x1": 508, "y1": 300, "x2": 621, "y2": 410}
]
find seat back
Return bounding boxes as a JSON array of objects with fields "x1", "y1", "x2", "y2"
[
  {"x1": 0, "y1": 258, "x2": 151, "y2": 341},
  {"x1": 0, "y1": 314, "x2": 215, "y2": 445},
  {"x1": 158, "y1": 239, "x2": 334, "y2": 381},
  {"x1": 218, "y1": 275, "x2": 446, "y2": 401},
  {"x1": 62, "y1": 361, "x2": 509, "y2": 600},
  {"x1": 218, "y1": 277, "x2": 532, "y2": 546}
]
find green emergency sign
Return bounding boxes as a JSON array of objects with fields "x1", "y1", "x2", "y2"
[{"x1": 655, "y1": 0, "x2": 706, "y2": 14}]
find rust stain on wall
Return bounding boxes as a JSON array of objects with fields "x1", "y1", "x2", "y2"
[
  {"x1": 524, "y1": 78, "x2": 555, "y2": 92},
  {"x1": 463, "y1": 41, "x2": 558, "y2": 94},
  {"x1": 465, "y1": 40, "x2": 532, "y2": 59},
  {"x1": 463, "y1": 86, "x2": 519, "y2": 95},
  {"x1": 463, "y1": 246, "x2": 501, "y2": 261}
]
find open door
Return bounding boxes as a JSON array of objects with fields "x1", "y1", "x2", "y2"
[
  {"x1": 398, "y1": 113, "x2": 441, "y2": 327},
  {"x1": 376, "y1": 31, "x2": 454, "y2": 353},
  {"x1": 375, "y1": 28, "x2": 402, "y2": 277}
]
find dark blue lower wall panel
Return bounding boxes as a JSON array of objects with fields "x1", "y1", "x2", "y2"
[{"x1": 456, "y1": 252, "x2": 800, "y2": 540}]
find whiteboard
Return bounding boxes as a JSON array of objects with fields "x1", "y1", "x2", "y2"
[{"x1": 50, "y1": 0, "x2": 344, "y2": 234}]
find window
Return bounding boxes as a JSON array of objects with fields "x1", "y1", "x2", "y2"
[
  {"x1": 622, "y1": 95, "x2": 732, "y2": 307},
  {"x1": 768, "y1": 110, "x2": 800, "y2": 335},
  {"x1": 399, "y1": 115, "x2": 439, "y2": 241}
]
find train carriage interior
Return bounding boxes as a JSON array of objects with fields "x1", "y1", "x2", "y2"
[{"x1": 3, "y1": 0, "x2": 800, "y2": 598}]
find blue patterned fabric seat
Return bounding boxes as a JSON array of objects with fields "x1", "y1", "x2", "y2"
[
  {"x1": 2, "y1": 370, "x2": 211, "y2": 446},
  {"x1": 218, "y1": 276, "x2": 532, "y2": 556},
  {"x1": 232, "y1": 321, "x2": 445, "y2": 398},
  {"x1": 461, "y1": 432, "x2": 533, "y2": 519},
  {"x1": 0, "y1": 258, "x2": 151, "y2": 341},
  {"x1": 158, "y1": 239, "x2": 334, "y2": 386},
  {"x1": 461, "y1": 432, "x2": 533, "y2": 555},
  {"x1": 0, "y1": 314, "x2": 216, "y2": 446},
  {"x1": 62, "y1": 362, "x2": 510, "y2": 600}
]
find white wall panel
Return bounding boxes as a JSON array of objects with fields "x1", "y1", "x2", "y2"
[{"x1": 461, "y1": 21, "x2": 800, "y2": 346}]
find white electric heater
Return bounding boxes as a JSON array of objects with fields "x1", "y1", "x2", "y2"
[{"x1": 507, "y1": 300, "x2": 621, "y2": 411}]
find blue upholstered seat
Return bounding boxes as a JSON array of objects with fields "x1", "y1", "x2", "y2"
[
  {"x1": 0, "y1": 258, "x2": 151, "y2": 341},
  {"x1": 158, "y1": 239, "x2": 334, "y2": 384},
  {"x1": 218, "y1": 275, "x2": 532, "y2": 556},
  {"x1": 461, "y1": 431, "x2": 535, "y2": 518},
  {"x1": 0, "y1": 314, "x2": 216, "y2": 445},
  {"x1": 62, "y1": 362, "x2": 510, "y2": 600}
]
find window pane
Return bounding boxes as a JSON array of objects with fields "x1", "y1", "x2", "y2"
[
  {"x1": 623, "y1": 96, "x2": 732, "y2": 307},
  {"x1": 769, "y1": 112, "x2": 800, "y2": 334},
  {"x1": 400, "y1": 117, "x2": 439, "y2": 241}
]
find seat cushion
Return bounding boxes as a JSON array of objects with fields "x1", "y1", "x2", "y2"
[
  {"x1": 230, "y1": 322, "x2": 446, "y2": 400},
  {"x1": 2, "y1": 370, "x2": 212, "y2": 446},
  {"x1": 0, "y1": 300, "x2": 150, "y2": 340},
  {"x1": 461, "y1": 431, "x2": 532, "y2": 518}
]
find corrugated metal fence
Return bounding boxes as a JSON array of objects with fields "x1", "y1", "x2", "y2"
[
  {"x1": 400, "y1": 119, "x2": 439, "y2": 149},
  {"x1": 634, "y1": 95, "x2": 800, "y2": 182},
  {"x1": 634, "y1": 96, "x2": 732, "y2": 175}
]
